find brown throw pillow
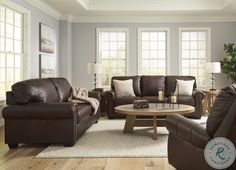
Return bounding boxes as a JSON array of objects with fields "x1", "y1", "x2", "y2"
[{"x1": 206, "y1": 84, "x2": 236, "y2": 137}]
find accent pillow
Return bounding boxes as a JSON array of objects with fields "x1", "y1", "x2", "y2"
[
  {"x1": 113, "y1": 79, "x2": 136, "y2": 98},
  {"x1": 174, "y1": 79, "x2": 195, "y2": 96}
]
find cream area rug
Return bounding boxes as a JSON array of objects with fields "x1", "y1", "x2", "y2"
[{"x1": 37, "y1": 118, "x2": 207, "y2": 158}]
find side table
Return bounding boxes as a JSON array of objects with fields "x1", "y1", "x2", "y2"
[
  {"x1": 92, "y1": 88, "x2": 107, "y2": 117},
  {"x1": 203, "y1": 90, "x2": 219, "y2": 115}
]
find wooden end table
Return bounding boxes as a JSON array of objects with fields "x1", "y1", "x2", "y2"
[
  {"x1": 115, "y1": 103, "x2": 195, "y2": 140},
  {"x1": 203, "y1": 90, "x2": 220, "y2": 114}
]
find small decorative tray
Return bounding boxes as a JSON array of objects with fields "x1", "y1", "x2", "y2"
[{"x1": 133, "y1": 100, "x2": 149, "y2": 109}]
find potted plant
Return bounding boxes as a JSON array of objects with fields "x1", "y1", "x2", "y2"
[{"x1": 221, "y1": 43, "x2": 236, "y2": 83}]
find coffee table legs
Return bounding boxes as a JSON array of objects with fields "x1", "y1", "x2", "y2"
[
  {"x1": 153, "y1": 116, "x2": 157, "y2": 140},
  {"x1": 124, "y1": 115, "x2": 136, "y2": 133},
  {"x1": 123, "y1": 115, "x2": 158, "y2": 140}
]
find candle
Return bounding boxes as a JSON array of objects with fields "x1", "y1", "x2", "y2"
[
  {"x1": 158, "y1": 91, "x2": 164, "y2": 101},
  {"x1": 171, "y1": 96, "x2": 177, "y2": 103}
]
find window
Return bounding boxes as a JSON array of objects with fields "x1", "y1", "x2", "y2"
[
  {"x1": 97, "y1": 28, "x2": 128, "y2": 87},
  {"x1": 179, "y1": 28, "x2": 211, "y2": 89},
  {"x1": 0, "y1": 5, "x2": 24, "y2": 100},
  {"x1": 138, "y1": 28, "x2": 169, "y2": 75}
]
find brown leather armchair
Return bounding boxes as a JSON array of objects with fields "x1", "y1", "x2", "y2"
[
  {"x1": 166, "y1": 84, "x2": 236, "y2": 170},
  {"x1": 2, "y1": 78, "x2": 100, "y2": 148}
]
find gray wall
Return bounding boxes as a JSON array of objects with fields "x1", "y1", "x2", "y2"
[
  {"x1": 72, "y1": 22, "x2": 236, "y2": 90},
  {"x1": 4, "y1": 0, "x2": 60, "y2": 78},
  {"x1": 59, "y1": 20, "x2": 72, "y2": 82}
]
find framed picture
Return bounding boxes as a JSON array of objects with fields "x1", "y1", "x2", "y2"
[
  {"x1": 39, "y1": 23, "x2": 55, "y2": 53},
  {"x1": 39, "y1": 54, "x2": 56, "y2": 78}
]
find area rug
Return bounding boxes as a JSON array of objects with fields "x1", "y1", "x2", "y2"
[
  {"x1": 37, "y1": 119, "x2": 169, "y2": 158},
  {"x1": 37, "y1": 118, "x2": 207, "y2": 158}
]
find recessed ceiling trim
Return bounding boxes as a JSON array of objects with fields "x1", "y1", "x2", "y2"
[
  {"x1": 76, "y1": 0, "x2": 90, "y2": 10},
  {"x1": 71, "y1": 14, "x2": 236, "y2": 23},
  {"x1": 24, "y1": 0, "x2": 61, "y2": 19}
]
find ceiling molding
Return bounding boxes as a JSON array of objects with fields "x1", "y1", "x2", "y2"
[
  {"x1": 71, "y1": 14, "x2": 236, "y2": 23},
  {"x1": 24, "y1": 0, "x2": 61, "y2": 19}
]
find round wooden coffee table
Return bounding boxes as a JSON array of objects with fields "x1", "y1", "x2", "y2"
[{"x1": 115, "y1": 103, "x2": 195, "y2": 140}]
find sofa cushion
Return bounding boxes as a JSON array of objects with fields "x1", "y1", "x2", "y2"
[
  {"x1": 115, "y1": 97, "x2": 141, "y2": 106},
  {"x1": 49, "y1": 78, "x2": 71, "y2": 102},
  {"x1": 111, "y1": 76, "x2": 141, "y2": 96},
  {"x1": 206, "y1": 85, "x2": 236, "y2": 137},
  {"x1": 141, "y1": 96, "x2": 158, "y2": 103},
  {"x1": 168, "y1": 95, "x2": 195, "y2": 106},
  {"x1": 141, "y1": 76, "x2": 165, "y2": 96},
  {"x1": 165, "y1": 76, "x2": 196, "y2": 97},
  {"x1": 11, "y1": 79, "x2": 60, "y2": 104},
  {"x1": 77, "y1": 103, "x2": 92, "y2": 124}
]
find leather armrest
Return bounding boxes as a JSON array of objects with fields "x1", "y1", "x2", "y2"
[
  {"x1": 166, "y1": 114, "x2": 210, "y2": 149},
  {"x1": 104, "y1": 90, "x2": 116, "y2": 100},
  {"x1": 88, "y1": 91, "x2": 101, "y2": 101},
  {"x1": 192, "y1": 89, "x2": 205, "y2": 100},
  {"x1": 2, "y1": 102, "x2": 78, "y2": 119}
]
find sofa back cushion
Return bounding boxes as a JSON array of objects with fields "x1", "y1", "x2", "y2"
[
  {"x1": 111, "y1": 76, "x2": 141, "y2": 96},
  {"x1": 165, "y1": 76, "x2": 196, "y2": 97},
  {"x1": 11, "y1": 79, "x2": 60, "y2": 104},
  {"x1": 206, "y1": 84, "x2": 236, "y2": 137},
  {"x1": 141, "y1": 76, "x2": 165, "y2": 96},
  {"x1": 49, "y1": 78, "x2": 71, "y2": 102}
]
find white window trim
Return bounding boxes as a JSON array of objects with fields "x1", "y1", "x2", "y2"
[
  {"x1": 96, "y1": 27, "x2": 129, "y2": 88},
  {"x1": 178, "y1": 27, "x2": 211, "y2": 75},
  {"x1": 137, "y1": 27, "x2": 170, "y2": 75}
]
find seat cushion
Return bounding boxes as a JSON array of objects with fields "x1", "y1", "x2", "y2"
[
  {"x1": 141, "y1": 76, "x2": 165, "y2": 96},
  {"x1": 206, "y1": 85, "x2": 236, "y2": 137},
  {"x1": 168, "y1": 95, "x2": 195, "y2": 106},
  {"x1": 141, "y1": 96, "x2": 158, "y2": 103},
  {"x1": 165, "y1": 76, "x2": 196, "y2": 97},
  {"x1": 11, "y1": 79, "x2": 60, "y2": 104},
  {"x1": 111, "y1": 76, "x2": 141, "y2": 96},
  {"x1": 115, "y1": 97, "x2": 141, "y2": 106},
  {"x1": 77, "y1": 103, "x2": 92, "y2": 124},
  {"x1": 49, "y1": 78, "x2": 71, "y2": 102}
]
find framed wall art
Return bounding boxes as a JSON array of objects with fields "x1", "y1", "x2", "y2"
[
  {"x1": 39, "y1": 54, "x2": 56, "y2": 78},
  {"x1": 39, "y1": 23, "x2": 55, "y2": 53}
]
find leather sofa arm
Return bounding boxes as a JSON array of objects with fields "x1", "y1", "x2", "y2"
[
  {"x1": 2, "y1": 102, "x2": 78, "y2": 119},
  {"x1": 88, "y1": 91, "x2": 101, "y2": 101},
  {"x1": 166, "y1": 114, "x2": 210, "y2": 149},
  {"x1": 104, "y1": 90, "x2": 116, "y2": 100},
  {"x1": 192, "y1": 89, "x2": 205, "y2": 100}
]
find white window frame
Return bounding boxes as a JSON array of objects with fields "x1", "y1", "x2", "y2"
[
  {"x1": 137, "y1": 28, "x2": 170, "y2": 75},
  {"x1": 0, "y1": 0, "x2": 31, "y2": 101},
  {"x1": 96, "y1": 27, "x2": 129, "y2": 88},
  {"x1": 179, "y1": 27, "x2": 211, "y2": 89}
]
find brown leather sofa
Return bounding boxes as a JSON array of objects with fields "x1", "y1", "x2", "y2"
[
  {"x1": 2, "y1": 78, "x2": 100, "y2": 148},
  {"x1": 166, "y1": 84, "x2": 236, "y2": 170},
  {"x1": 105, "y1": 75, "x2": 204, "y2": 119}
]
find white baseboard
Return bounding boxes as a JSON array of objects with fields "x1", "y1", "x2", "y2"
[{"x1": 0, "y1": 118, "x2": 4, "y2": 126}]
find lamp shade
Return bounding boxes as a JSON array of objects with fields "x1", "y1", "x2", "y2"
[
  {"x1": 206, "y1": 62, "x2": 221, "y2": 73},
  {"x1": 87, "y1": 63, "x2": 102, "y2": 74}
]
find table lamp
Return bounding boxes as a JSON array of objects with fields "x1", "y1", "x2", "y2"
[
  {"x1": 87, "y1": 62, "x2": 102, "y2": 89},
  {"x1": 206, "y1": 62, "x2": 221, "y2": 91}
]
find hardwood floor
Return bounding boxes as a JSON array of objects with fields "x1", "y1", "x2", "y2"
[{"x1": 0, "y1": 126, "x2": 175, "y2": 170}]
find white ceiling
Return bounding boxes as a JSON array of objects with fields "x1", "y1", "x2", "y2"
[{"x1": 30, "y1": 0, "x2": 236, "y2": 22}]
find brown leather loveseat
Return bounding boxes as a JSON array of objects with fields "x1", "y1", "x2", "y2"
[
  {"x1": 2, "y1": 78, "x2": 100, "y2": 148},
  {"x1": 105, "y1": 75, "x2": 204, "y2": 119},
  {"x1": 166, "y1": 84, "x2": 236, "y2": 170}
]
